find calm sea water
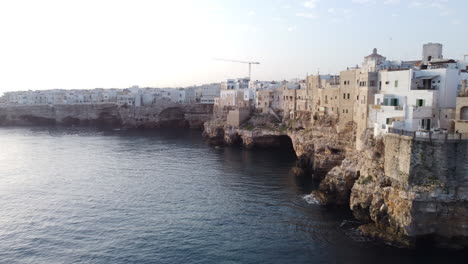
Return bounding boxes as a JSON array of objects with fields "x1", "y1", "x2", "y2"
[{"x1": 0, "y1": 127, "x2": 465, "y2": 264}]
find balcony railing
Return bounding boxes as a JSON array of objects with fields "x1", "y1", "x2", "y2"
[{"x1": 388, "y1": 128, "x2": 468, "y2": 141}]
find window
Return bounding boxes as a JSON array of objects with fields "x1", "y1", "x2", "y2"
[
  {"x1": 357, "y1": 96, "x2": 359, "y2": 100},
  {"x1": 343, "y1": 93, "x2": 346, "y2": 99},
  {"x1": 347, "y1": 93, "x2": 350, "y2": 99},
  {"x1": 370, "y1": 81, "x2": 375, "y2": 87},
  {"x1": 416, "y1": 99, "x2": 425, "y2": 107},
  {"x1": 394, "y1": 80, "x2": 399, "y2": 88},
  {"x1": 385, "y1": 81, "x2": 390, "y2": 85},
  {"x1": 386, "y1": 118, "x2": 391, "y2": 125},
  {"x1": 461, "y1": 107, "x2": 468, "y2": 120}
]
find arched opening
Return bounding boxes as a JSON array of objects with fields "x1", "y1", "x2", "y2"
[
  {"x1": 248, "y1": 135, "x2": 296, "y2": 156},
  {"x1": 461, "y1": 107, "x2": 468, "y2": 120}
]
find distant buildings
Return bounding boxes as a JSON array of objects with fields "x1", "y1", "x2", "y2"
[{"x1": 0, "y1": 84, "x2": 221, "y2": 107}]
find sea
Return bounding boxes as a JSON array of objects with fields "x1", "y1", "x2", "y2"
[{"x1": 0, "y1": 127, "x2": 465, "y2": 264}]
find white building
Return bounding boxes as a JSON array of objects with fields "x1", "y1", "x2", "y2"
[{"x1": 372, "y1": 57, "x2": 468, "y2": 136}]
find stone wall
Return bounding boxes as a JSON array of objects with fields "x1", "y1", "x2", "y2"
[
  {"x1": 351, "y1": 133, "x2": 468, "y2": 248},
  {"x1": 226, "y1": 108, "x2": 251, "y2": 127}
]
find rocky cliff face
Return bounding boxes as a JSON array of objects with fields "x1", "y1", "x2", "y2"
[
  {"x1": 350, "y1": 134, "x2": 468, "y2": 248},
  {"x1": 0, "y1": 103, "x2": 213, "y2": 129},
  {"x1": 203, "y1": 116, "x2": 355, "y2": 181},
  {"x1": 203, "y1": 117, "x2": 468, "y2": 249}
]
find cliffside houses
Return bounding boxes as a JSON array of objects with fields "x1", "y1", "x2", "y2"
[
  {"x1": 0, "y1": 84, "x2": 221, "y2": 107},
  {"x1": 215, "y1": 43, "x2": 468, "y2": 146}
]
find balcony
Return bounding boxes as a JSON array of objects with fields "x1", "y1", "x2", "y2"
[
  {"x1": 413, "y1": 75, "x2": 439, "y2": 90},
  {"x1": 378, "y1": 104, "x2": 404, "y2": 111}
]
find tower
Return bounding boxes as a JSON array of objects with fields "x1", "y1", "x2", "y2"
[{"x1": 422, "y1": 43, "x2": 443, "y2": 64}]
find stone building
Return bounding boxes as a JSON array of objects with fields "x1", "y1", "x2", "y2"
[
  {"x1": 256, "y1": 89, "x2": 275, "y2": 112},
  {"x1": 338, "y1": 69, "x2": 360, "y2": 131},
  {"x1": 281, "y1": 84, "x2": 300, "y2": 119},
  {"x1": 455, "y1": 80, "x2": 468, "y2": 133}
]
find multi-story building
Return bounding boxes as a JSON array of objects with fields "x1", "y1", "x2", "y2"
[
  {"x1": 371, "y1": 44, "x2": 468, "y2": 136},
  {"x1": 455, "y1": 80, "x2": 468, "y2": 133}
]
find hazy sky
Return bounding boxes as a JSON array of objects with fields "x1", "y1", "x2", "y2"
[{"x1": 0, "y1": 0, "x2": 466, "y2": 92}]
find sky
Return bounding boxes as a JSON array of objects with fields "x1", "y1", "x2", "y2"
[{"x1": 0, "y1": 0, "x2": 467, "y2": 93}]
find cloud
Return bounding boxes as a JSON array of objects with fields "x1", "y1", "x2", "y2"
[
  {"x1": 431, "y1": 2, "x2": 444, "y2": 8},
  {"x1": 439, "y1": 9, "x2": 452, "y2": 16},
  {"x1": 296, "y1": 12, "x2": 318, "y2": 19},
  {"x1": 247, "y1": 10, "x2": 255, "y2": 16},
  {"x1": 233, "y1": 24, "x2": 263, "y2": 32},
  {"x1": 287, "y1": 26, "x2": 297, "y2": 32},
  {"x1": 409, "y1": 1, "x2": 422, "y2": 8},
  {"x1": 328, "y1": 8, "x2": 353, "y2": 20},
  {"x1": 351, "y1": 0, "x2": 374, "y2": 4},
  {"x1": 409, "y1": 0, "x2": 452, "y2": 16},
  {"x1": 304, "y1": 0, "x2": 319, "y2": 9},
  {"x1": 384, "y1": 0, "x2": 400, "y2": 5}
]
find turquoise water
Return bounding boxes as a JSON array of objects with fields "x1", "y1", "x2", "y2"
[{"x1": 0, "y1": 127, "x2": 464, "y2": 263}]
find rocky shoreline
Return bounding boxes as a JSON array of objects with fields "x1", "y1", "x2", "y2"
[
  {"x1": 0, "y1": 103, "x2": 213, "y2": 129},
  {"x1": 203, "y1": 115, "x2": 468, "y2": 249}
]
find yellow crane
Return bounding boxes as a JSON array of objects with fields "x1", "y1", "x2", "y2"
[{"x1": 213, "y1": 58, "x2": 260, "y2": 80}]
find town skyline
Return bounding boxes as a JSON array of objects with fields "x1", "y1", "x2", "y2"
[{"x1": 0, "y1": 0, "x2": 467, "y2": 93}]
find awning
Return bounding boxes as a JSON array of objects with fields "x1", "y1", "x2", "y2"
[{"x1": 416, "y1": 75, "x2": 439, "y2": 80}]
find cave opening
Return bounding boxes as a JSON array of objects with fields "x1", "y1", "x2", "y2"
[
  {"x1": 258, "y1": 135, "x2": 296, "y2": 158},
  {"x1": 277, "y1": 135, "x2": 295, "y2": 155}
]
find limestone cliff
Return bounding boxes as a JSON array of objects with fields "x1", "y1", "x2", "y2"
[
  {"x1": 350, "y1": 134, "x2": 468, "y2": 248},
  {"x1": 203, "y1": 116, "x2": 468, "y2": 249},
  {"x1": 0, "y1": 103, "x2": 213, "y2": 129}
]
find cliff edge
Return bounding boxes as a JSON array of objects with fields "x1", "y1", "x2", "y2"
[{"x1": 203, "y1": 115, "x2": 468, "y2": 249}]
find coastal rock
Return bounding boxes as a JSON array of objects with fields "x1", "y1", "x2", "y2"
[
  {"x1": 0, "y1": 103, "x2": 212, "y2": 129},
  {"x1": 350, "y1": 134, "x2": 468, "y2": 248},
  {"x1": 203, "y1": 117, "x2": 468, "y2": 248}
]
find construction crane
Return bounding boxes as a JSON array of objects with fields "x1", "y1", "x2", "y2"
[{"x1": 213, "y1": 58, "x2": 260, "y2": 80}]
